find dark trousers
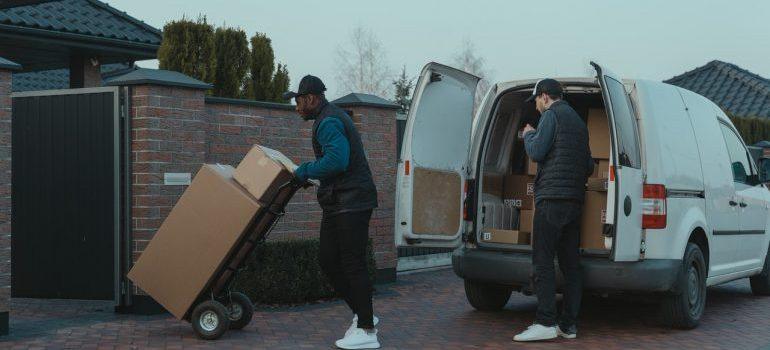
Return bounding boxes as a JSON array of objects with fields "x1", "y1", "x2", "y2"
[
  {"x1": 532, "y1": 199, "x2": 583, "y2": 329},
  {"x1": 319, "y1": 209, "x2": 374, "y2": 329}
]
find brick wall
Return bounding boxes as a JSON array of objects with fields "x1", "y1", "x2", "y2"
[
  {"x1": 0, "y1": 69, "x2": 12, "y2": 332},
  {"x1": 204, "y1": 99, "x2": 398, "y2": 272},
  {"x1": 129, "y1": 87, "x2": 398, "y2": 281},
  {"x1": 130, "y1": 85, "x2": 207, "y2": 265}
]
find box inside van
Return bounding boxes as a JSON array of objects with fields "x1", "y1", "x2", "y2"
[{"x1": 477, "y1": 87, "x2": 612, "y2": 252}]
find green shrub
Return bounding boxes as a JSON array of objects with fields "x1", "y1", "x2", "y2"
[{"x1": 232, "y1": 238, "x2": 376, "y2": 305}]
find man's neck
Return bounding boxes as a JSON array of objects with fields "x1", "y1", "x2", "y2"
[{"x1": 544, "y1": 99, "x2": 562, "y2": 110}]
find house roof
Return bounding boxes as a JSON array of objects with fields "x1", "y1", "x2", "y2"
[
  {"x1": 0, "y1": 0, "x2": 160, "y2": 44},
  {"x1": 12, "y1": 62, "x2": 134, "y2": 91},
  {"x1": 332, "y1": 92, "x2": 400, "y2": 110},
  {"x1": 104, "y1": 68, "x2": 212, "y2": 90},
  {"x1": 665, "y1": 60, "x2": 770, "y2": 118},
  {"x1": 0, "y1": 56, "x2": 21, "y2": 70},
  {"x1": 0, "y1": 0, "x2": 160, "y2": 71}
]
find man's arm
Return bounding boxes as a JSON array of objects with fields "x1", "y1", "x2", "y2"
[
  {"x1": 295, "y1": 118, "x2": 350, "y2": 181},
  {"x1": 523, "y1": 110, "x2": 556, "y2": 162}
]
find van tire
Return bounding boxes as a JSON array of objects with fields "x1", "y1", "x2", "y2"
[
  {"x1": 749, "y1": 244, "x2": 770, "y2": 296},
  {"x1": 464, "y1": 280, "x2": 511, "y2": 311},
  {"x1": 660, "y1": 243, "x2": 707, "y2": 329}
]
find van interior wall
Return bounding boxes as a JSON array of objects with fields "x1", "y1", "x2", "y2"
[{"x1": 479, "y1": 89, "x2": 609, "y2": 249}]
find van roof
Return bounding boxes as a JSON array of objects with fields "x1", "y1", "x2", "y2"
[{"x1": 496, "y1": 77, "x2": 599, "y2": 92}]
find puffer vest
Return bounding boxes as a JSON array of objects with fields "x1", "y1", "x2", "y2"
[
  {"x1": 534, "y1": 100, "x2": 591, "y2": 202},
  {"x1": 312, "y1": 102, "x2": 378, "y2": 215}
]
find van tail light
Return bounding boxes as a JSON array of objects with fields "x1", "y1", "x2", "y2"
[
  {"x1": 405, "y1": 160, "x2": 410, "y2": 176},
  {"x1": 463, "y1": 179, "x2": 475, "y2": 221},
  {"x1": 642, "y1": 184, "x2": 667, "y2": 229}
]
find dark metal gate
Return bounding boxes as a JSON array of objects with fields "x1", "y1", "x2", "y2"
[{"x1": 11, "y1": 87, "x2": 122, "y2": 301}]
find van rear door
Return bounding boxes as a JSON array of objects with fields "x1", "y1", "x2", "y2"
[
  {"x1": 591, "y1": 62, "x2": 644, "y2": 262},
  {"x1": 395, "y1": 62, "x2": 480, "y2": 248}
]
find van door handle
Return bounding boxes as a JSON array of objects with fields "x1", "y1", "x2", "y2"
[
  {"x1": 729, "y1": 200, "x2": 738, "y2": 207},
  {"x1": 739, "y1": 202, "x2": 748, "y2": 208}
]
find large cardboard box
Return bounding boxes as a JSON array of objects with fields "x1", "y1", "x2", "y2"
[
  {"x1": 481, "y1": 229, "x2": 530, "y2": 245},
  {"x1": 519, "y1": 209, "x2": 534, "y2": 234},
  {"x1": 233, "y1": 145, "x2": 296, "y2": 203},
  {"x1": 580, "y1": 191, "x2": 607, "y2": 250},
  {"x1": 503, "y1": 175, "x2": 535, "y2": 210},
  {"x1": 591, "y1": 159, "x2": 611, "y2": 179},
  {"x1": 127, "y1": 165, "x2": 263, "y2": 319},
  {"x1": 482, "y1": 174, "x2": 504, "y2": 197},
  {"x1": 587, "y1": 108, "x2": 610, "y2": 159}
]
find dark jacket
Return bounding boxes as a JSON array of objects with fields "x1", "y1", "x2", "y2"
[
  {"x1": 524, "y1": 100, "x2": 593, "y2": 202},
  {"x1": 298, "y1": 100, "x2": 378, "y2": 215}
]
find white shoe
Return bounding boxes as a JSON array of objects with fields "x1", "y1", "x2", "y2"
[
  {"x1": 335, "y1": 328, "x2": 380, "y2": 349},
  {"x1": 346, "y1": 315, "x2": 380, "y2": 337},
  {"x1": 557, "y1": 325, "x2": 577, "y2": 339},
  {"x1": 513, "y1": 323, "x2": 558, "y2": 342}
]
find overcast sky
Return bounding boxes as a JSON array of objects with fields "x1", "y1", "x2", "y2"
[{"x1": 110, "y1": 0, "x2": 770, "y2": 100}]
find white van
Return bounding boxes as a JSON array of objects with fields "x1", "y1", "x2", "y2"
[{"x1": 395, "y1": 62, "x2": 770, "y2": 328}]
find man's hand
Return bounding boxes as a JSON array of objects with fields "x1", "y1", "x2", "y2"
[
  {"x1": 522, "y1": 124, "x2": 535, "y2": 137},
  {"x1": 290, "y1": 174, "x2": 312, "y2": 189}
]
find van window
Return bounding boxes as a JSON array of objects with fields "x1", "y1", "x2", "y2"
[
  {"x1": 720, "y1": 124, "x2": 753, "y2": 184},
  {"x1": 605, "y1": 77, "x2": 641, "y2": 169}
]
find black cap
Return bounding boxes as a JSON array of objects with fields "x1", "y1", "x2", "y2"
[
  {"x1": 526, "y1": 78, "x2": 563, "y2": 102},
  {"x1": 282, "y1": 75, "x2": 327, "y2": 100}
]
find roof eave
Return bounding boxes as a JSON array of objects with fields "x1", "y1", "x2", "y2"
[{"x1": 0, "y1": 23, "x2": 159, "y2": 58}]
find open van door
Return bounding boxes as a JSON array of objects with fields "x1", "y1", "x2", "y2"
[
  {"x1": 395, "y1": 62, "x2": 480, "y2": 248},
  {"x1": 591, "y1": 62, "x2": 644, "y2": 262}
]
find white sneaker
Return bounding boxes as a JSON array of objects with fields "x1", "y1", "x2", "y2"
[
  {"x1": 335, "y1": 328, "x2": 380, "y2": 349},
  {"x1": 513, "y1": 323, "x2": 558, "y2": 342},
  {"x1": 346, "y1": 315, "x2": 380, "y2": 336},
  {"x1": 557, "y1": 325, "x2": 577, "y2": 339}
]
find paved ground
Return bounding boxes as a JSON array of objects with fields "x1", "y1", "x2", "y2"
[{"x1": 3, "y1": 268, "x2": 770, "y2": 349}]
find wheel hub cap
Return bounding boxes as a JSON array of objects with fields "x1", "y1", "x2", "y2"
[
  {"x1": 200, "y1": 310, "x2": 219, "y2": 332},
  {"x1": 687, "y1": 264, "x2": 701, "y2": 311},
  {"x1": 229, "y1": 303, "x2": 243, "y2": 321}
]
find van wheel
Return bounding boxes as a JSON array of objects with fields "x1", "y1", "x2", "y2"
[
  {"x1": 464, "y1": 280, "x2": 511, "y2": 311},
  {"x1": 660, "y1": 243, "x2": 707, "y2": 329},
  {"x1": 749, "y1": 244, "x2": 770, "y2": 296}
]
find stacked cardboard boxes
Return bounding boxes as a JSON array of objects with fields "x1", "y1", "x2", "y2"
[
  {"x1": 128, "y1": 145, "x2": 296, "y2": 319},
  {"x1": 580, "y1": 108, "x2": 610, "y2": 250}
]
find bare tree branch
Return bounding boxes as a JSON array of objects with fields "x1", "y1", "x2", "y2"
[
  {"x1": 452, "y1": 39, "x2": 492, "y2": 109},
  {"x1": 334, "y1": 26, "x2": 393, "y2": 98}
]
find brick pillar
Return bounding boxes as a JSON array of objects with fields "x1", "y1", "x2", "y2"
[
  {"x1": 339, "y1": 103, "x2": 399, "y2": 282},
  {"x1": 108, "y1": 69, "x2": 211, "y2": 312},
  {"x1": 0, "y1": 57, "x2": 20, "y2": 335}
]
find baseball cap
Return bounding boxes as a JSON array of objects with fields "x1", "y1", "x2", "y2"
[
  {"x1": 526, "y1": 78, "x2": 563, "y2": 102},
  {"x1": 282, "y1": 75, "x2": 327, "y2": 100}
]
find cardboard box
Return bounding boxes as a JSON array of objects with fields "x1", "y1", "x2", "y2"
[
  {"x1": 233, "y1": 145, "x2": 297, "y2": 203},
  {"x1": 580, "y1": 191, "x2": 607, "y2": 250},
  {"x1": 519, "y1": 209, "x2": 534, "y2": 234},
  {"x1": 481, "y1": 229, "x2": 530, "y2": 245},
  {"x1": 526, "y1": 157, "x2": 538, "y2": 176},
  {"x1": 592, "y1": 159, "x2": 611, "y2": 179},
  {"x1": 587, "y1": 108, "x2": 611, "y2": 159},
  {"x1": 127, "y1": 165, "x2": 263, "y2": 319},
  {"x1": 503, "y1": 175, "x2": 535, "y2": 210},
  {"x1": 482, "y1": 174, "x2": 504, "y2": 197},
  {"x1": 587, "y1": 177, "x2": 609, "y2": 192}
]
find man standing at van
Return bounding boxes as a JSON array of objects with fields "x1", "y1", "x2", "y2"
[
  {"x1": 284, "y1": 75, "x2": 381, "y2": 349},
  {"x1": 514, "y1": 79, "x2": 593, "y2": 342}
]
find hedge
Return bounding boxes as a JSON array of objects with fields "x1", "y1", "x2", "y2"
[
  {"x1": 231, "y1": 238, "x2": 376, "y2": 305},
  {"x1": 727, "y1": 114, "x2": 770, "y2": 145}
]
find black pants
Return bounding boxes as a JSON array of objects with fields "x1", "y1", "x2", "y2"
[
  {"x1": 319, "y1": 209, "x2": 374, "y2": 329},
  {"x1": 532, "y1": 199, "x2": 583, "y2": 329}
]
